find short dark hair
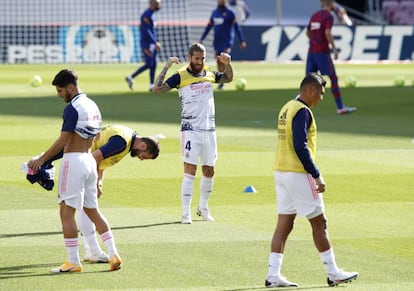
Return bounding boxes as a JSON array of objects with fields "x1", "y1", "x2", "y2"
[
  {"x1": 52, "y1": 69, "x2": 78, "y2": 87},
  {"x1": 300, "y1": 73, "x2": 326, "y2": 89},
  {"x1": 188, "y1": 43, "x2": 206, "y2": 56},
  {"x1": 142, "y1": 137, "x2": 160, "y2": 159}
]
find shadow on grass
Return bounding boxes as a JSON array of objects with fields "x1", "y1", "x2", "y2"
[
  {"x1": 222, "y1": 285, "x2": 332, "y2": 291},
  {"x1": 0, "y1": 221, "x2": 182, "y2": 239},
  {"x1": 0, "y1": 263, "x2": 59, "y2": 279},
  {"x1": 0, "y1": 262, "x2": 114, "y2": 279},
  {"x1": 0, "y1": 87, "x2": 413, "y2": 137}
]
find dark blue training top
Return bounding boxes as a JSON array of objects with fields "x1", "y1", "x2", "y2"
[
  {"x1": 140, "y1": 8, "x2": 157, "y2": 47},
  {"x1": 200, "y1": 6, "x2": 244, "y2": 52},
  {"x1": 99, "y1": 135, "x2": 127, "y2": 159},
  {"x1": 292, "y1": 103, "x2": 320, "y2": 178}
]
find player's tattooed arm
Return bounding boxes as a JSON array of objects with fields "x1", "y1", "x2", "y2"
[
  {"x1": 217, "y1": 53, "x2": 233, "y2": 83},
  {"x1": 221, "y1": 63, "x2": 233, "y2": 83},
  {"x1": 153, "y1": 57, "x2": 179, "y2": 94}
]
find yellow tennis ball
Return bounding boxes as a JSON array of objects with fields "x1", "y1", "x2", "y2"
[
  {"x1": 30, "y1": 75, "x2": 42, "y2": 87},
  {"x1": 235, "y1": 78, "x2": 246, "y2": 91},
  {"x1": 344, "y1": 76, "x2": 357, "y2": 88},
  {"x1": 393, "y1": 76, "x2": 405, "y2": 87}
]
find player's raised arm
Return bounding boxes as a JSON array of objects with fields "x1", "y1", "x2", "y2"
[
  {"x1": 153, "y1": 57, "x2": 179, "y2": 94},
  {"x1": 217, "y1": 52, "x2": 233, "y2": 83}
]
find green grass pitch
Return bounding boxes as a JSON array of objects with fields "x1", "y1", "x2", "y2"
[{"x1": 0, "y1": 62, "x2": 413, "y2": 290}]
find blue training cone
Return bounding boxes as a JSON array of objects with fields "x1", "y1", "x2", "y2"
[{"x1": 243, "y1": 185, "x2": 257, "y2": 193}]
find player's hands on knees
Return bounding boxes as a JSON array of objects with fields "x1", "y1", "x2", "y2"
[
  {"x1": 240, "y1": 41, "x2": 247, "y2": 49},
  {"x1": 217, "y1": 53, "x2": 231, "y2": 65},
  {"x1": 314, "y1": 175, "x2": 326, "y2": 193}
]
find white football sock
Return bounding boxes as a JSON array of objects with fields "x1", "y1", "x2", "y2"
[
  {"x1": 320, "y1": 248, "x2": 340, "y2": 275},
  {"x1": 64, "y1": 238, "x2": 80, "y2": 265},
  {"x1": 199, "y1": 175, "x2": 214, "y2": 209},
  {"x1": 267, "y1": 252, "x2": 283, "y2": 278},
  {"x1": 101, "y1": 230, "x2": 118, "y2": 258},
  {"x1": 77, "y1": 209, "x2": 104, "y2": 256},
  {"x1": 181, "y1": 173, "x2": 195, "y2": 216}
]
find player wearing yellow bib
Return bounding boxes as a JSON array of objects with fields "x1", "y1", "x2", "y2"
[
  {"x1": 29, "y1": 124, "x2": 160, "y2": 263},
  {"x1": 153, "y1": 43, "x2": 233, "y2": 224},
  {"x1": 77, "y1": 124, "x2": 160, "y2": 263},
  {"x1": 265, "y1": 73, "x2": 358, "y2": 288},
  {"x1": 27, "y1": 69, "x2": 122, "y2": 273}
]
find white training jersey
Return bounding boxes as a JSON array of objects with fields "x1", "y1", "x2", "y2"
[
  {"x1": 62, "y1": 93, "x2": 102, "y2": 139},
  {"x1": 168, "y1": 66, "x2": 221, "y2": 132}
]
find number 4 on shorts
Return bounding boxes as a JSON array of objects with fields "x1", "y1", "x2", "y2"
[{"x1": 185, "y1": 141, "x2": 191, "y2": 151}]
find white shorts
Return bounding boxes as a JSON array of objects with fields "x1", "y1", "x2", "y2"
[
  {"x1": 180, "y1": 131, "x2": 217, "y2": 166},
  {"x1": 58, "y1": 152, "x2": 98, "y2": 210},
  {"x1": 274, "y1": 171, "x2": 325, "y2": 219}
]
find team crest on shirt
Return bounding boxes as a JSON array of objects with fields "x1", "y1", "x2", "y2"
[
  {"x1": 213, "y1": 17, "x2": 225, "y2": 25},
  {"x1": 181, "y1": 123, "x2": 193, "y2": 131},
  {"x1": 310, "y1": 22, "x2": 321, "y2": 30}
]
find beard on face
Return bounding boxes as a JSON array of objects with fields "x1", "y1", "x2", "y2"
[
  {"x1": 130, "y1": 149, "x2": 139, "y2": 157},
  {"x1": 190, "y1": 62, "x2": 203, "y2": 74},
  {"x1": 63, "y1": 88, "x2": 72, "y2": 103}
]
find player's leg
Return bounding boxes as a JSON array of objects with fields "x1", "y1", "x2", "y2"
[
  {"x1": 197, "y1": 166, "x2": 214, "y2": 221},
  {"x1": 317, "y1": 54, "x2": 344, "y2": 110},
  {"x1": 59, "y1": 202, "x2": 81, "y2": 269},
  {"x1": 309, "y1": 213, "x2": 331, "y2": 252},
  {"x1": 133, "y1": 46, "x2": 153, "y2": 77},
  {"x1": 266, "y1": 171, "x2": 298, "y2": 287},
  {"x1": 50, "y1": 202, "x2": 84, "y2": 273},
  {"x1": 296, "y1": 171, "x2": 358, "y2": 286},
  {"x1": 83, "y1": 207, "x2": 121, "y2": 271},
  {"x1": 83, "y1": 154, "x2": 121, "y2": 271},
  {"x1": 180, "y1": 131, "x2": 200, "y2": 224},
  {"x1": 51, "y1": 154, "x2": 84, "y2": 273},
  {"x1": 77, "y1": 209, "x2": 108, "y2": 263},
  {"x1": 182, "y1": 162, "x2": 197, "y2": 224},
  {"x1": 316, "y1": 53, "x2": 356, "y2": 114},
  {"x1": 308, "y1": 212, "x2": 337, "y2": 275},
  {"x1": 197, "y1": 131, "x2": 217, "y2": 221},
  {"x1": 305, "y1": 52, "x2": 318, "y2": 74},
  {"x1": 306, "y1": 52, "x2": 350, "y2": 111},
  {"x1": 309, "y1": 213, "x2": 358, "y2": 286},
  {"x1": 326, "y1": 57, "x2": 357, "y2": 114},
  {"x1": 270, "y1": 214, "x2": 295, "y2": 252},
  {"x1": 125, "y1": 45, "x2": 152, "y2": 90},
  {"x1": 149, "y1": 47, "x2": 157, "y2": 91},
  {"x1": 266, "y1": 214, "x2": 298, "y2": 288}
]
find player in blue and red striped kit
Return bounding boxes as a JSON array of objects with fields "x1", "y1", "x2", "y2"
[
  {"x1": 306, "y1": 0, "x2": 356, "y2": 115},
  {"x1": 126, "y1": 0, "x2": 161, "y2": 91},
  {"x1": 200, "y1": 0, "x2": 246, "y2": 89}
]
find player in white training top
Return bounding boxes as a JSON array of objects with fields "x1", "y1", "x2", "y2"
[
  {"x1": 27, "y1": 69, "x2": 122, "y2": 273},
  {"x1": 153, "y1": 43, "x2": 233, "y2": 224}
]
